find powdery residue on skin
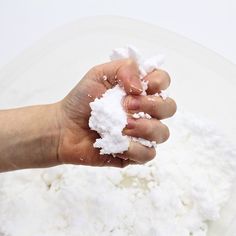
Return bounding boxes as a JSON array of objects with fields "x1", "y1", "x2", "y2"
[
  {"x1": 131, "y1": 137, "x2": 157, "y2": 148},
  {"x1": 132, "y1": 112, "x2": 152, "y2": 119},
  {"x1": 155, "y1": 90, "x2": 169, "y2": 100}
]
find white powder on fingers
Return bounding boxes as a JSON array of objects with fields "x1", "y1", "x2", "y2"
[
  {"x1": 89, "y1": 46, "x2": 165, "y2": 154},
  {"x1": 140, "y1": 80, "x2": 149, "y2": 95},
  {"x1": 155, "y1": 89, "x2": 169, "y2": 100},
  {"x1": 131, "y1": 137, "x2": 158, "y2": 148},
  {"x1": 132, "y1": 112, "x2": 152, "y2": 119}
]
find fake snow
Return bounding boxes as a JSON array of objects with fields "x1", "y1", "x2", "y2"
[
  {"x1": 132, "y1": 112, "x2": 152, "y2": 119},
  {"x1": 0, "y1": 111, "x2": 235, "y2": 236},
  {"x1": 89, "y1": 85, "x2": 129, "y2": 155},
  {"x1": 157, "y1": 90, "x2": 169, "y2": 100},
  {"x1": 89, "y1": 46, "x2": 165, "y2": 154},
  {"x1": 0, "y1": 46, "x2": 235, "y2": 236}
]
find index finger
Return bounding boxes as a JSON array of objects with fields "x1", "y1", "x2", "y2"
[
  {"x1": 92, "y1": 59, "x2": 143, "y2": 95},
  {"x1": 143, "y1": 69, "x2": 171, "y2": 95}
]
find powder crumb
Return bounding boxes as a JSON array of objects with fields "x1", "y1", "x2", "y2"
[
  {"x1": 132, "y1": 112, "x2": 152, "y2": 119},
  {"x1": 131, "y1": 137, "x2": 157, "y2": 148},
  {"x1": 87, "y1": 94, "x2": 92, "y2": 98},
  {"x1": 154, "y1": 90, "x2": 169, "y2": 100},
  {"x1": 110, "y1": 47, "x2": 129, "y2": 61},
  {"x1": 141, "y1": 80, "x2": 149, "y2": 95},
  {"x1": 132, "y1": 113, "x2": 141, "y2": 119},
  {"x1": 102, "y1": 75, "x2": 108, "y2": 81},
  {"x1": 159, "y1": 90, "x2": 169, "y2": 100}
]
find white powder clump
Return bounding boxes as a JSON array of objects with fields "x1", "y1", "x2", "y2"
[
  {"x1": 142, "y1": 54, "x2": 165, "y2": 74},
  {"x1": 89, "y1": 46, "x2": 164, "y2": 154},
  {"x1": 89, "y1": 85, "x2": 129, "y2": 154},
  {"x1": 110, "y1": 45, "x2": 164, "y2": 78},
  {"x1": 132, "y1": 112, "x2": 152, "y2": 119},
  {"x1": 131, "y1": 137, "x2": 158, "y2": 148},
  {"x1": 155, "y1": 90, "x2": 169, "y2": 100},
  {"x1": 0, "y1": 111, "x2": 235, "y2": 236}
]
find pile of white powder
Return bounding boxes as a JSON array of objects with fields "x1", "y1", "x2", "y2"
[
  {"x1": 0, "y1": 47, "x2": 236, "y2": 236},
  {"x1": 0, "y1": 111, "x2": 235, "y2": 236}
]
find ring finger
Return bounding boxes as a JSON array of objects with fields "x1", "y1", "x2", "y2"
[{"x1": 123, "y1": 118, "x2": 169, "y2": 143}]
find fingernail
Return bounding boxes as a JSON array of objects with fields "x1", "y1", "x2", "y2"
[
  {"x1": 128, "y1": 97, "x2": 140, "y2": 110},
  {"x1": 126, "y1": 118, "x2": 136, "y2": 129},
  {"x1": 129, "y1": 74, "x2": 142, "y2": 95},
  {"x1": 130, "y1": 84, "x2": 143, "y2": 94}
]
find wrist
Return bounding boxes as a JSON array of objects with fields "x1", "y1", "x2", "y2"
[
  {"x1": 39, "y1": 103, "x2": 62, "y2": 167},
  {"x1": 0, "y1": 103, "x2": 62, "y2": 172}
]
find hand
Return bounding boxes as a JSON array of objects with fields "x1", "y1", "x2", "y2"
[{"x1": 56, "y1": 59, "x2": 176, "y2": 168}]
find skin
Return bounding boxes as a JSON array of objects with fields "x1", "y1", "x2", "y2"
[{"x1": 0, "y1": 59, "x2": 176, "y2": 172}]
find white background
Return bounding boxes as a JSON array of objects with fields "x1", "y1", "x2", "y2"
[{"x1": 0, "y1": 0, "x2": 236, "y2": 68}]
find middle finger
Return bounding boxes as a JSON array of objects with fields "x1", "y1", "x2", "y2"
[{"x1": 123, "y1": 95, "x2": 177, "y2": 120}]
